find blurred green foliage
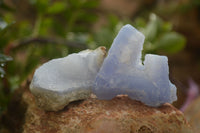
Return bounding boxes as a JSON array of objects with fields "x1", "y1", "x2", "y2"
[
  {"x1": 0, "y1": 18, "x2": 13, "y2": 75},
  {"x1": 0, "y1": 0, "x2": 186, "y2": 114},
  {"x1": 0, "y1": 19, "x2": 13, "y2": 113},
  {"x1": 0, "y1": 0, "x2": 99, "y2": 114},
  {"x1": 137, "y1": 13, "x2": 186, "y2": 54},
  {"x1": 93, "y1": 14, "x2": 186, "y2": 55}
]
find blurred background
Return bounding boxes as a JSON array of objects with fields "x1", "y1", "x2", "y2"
[{"x1": 0, "y1": 0, "x2": 200, "y2": 119}]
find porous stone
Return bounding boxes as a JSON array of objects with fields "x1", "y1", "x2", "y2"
[
  {"x1": 5, "y1": 89, "x2": 193, "y2": 133},
  {"x1": 30, "y1": 47, "x2": 106, "y2": 111},
  {"x1": 0, "y1": 87, "x2": 193, "y2": 133},
  {"x1": 93, "y1": 24, "x2": 177, "y2": 107}
]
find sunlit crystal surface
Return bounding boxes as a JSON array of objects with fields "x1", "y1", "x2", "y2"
[{"x1": 93, "y1": 24, "x2": 177, "y2": 107}]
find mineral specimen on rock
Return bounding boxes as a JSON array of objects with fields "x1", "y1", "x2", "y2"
[
  {"x1": 30, "y1": 47, "x2": 106, "y2": 111},
  {"x1": 93, "y1": 24, "x2": 177, "y2": 107},
  {"x1": 1, "y1": 89, "x2": 192, "y2": 133}
]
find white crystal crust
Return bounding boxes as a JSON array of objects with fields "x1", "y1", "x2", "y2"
[{"x1": 30, "y1": 47, "x2": 106, "y2": 111}]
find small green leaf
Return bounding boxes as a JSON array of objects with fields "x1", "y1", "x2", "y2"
[
  {"x1": 155, "y1": 32, "x2": 186, "y2": 53},
  {"x1": 47, "y1": 2, "x2": 67, "y2": 14},
  {"x1": 0, "y1": 54, "x2": 13, "y2": 62},
  {"x1": 144, "y1": 14, "x2": 160, "y2": 42},
  {"x1": 0, "y1": 19, "x2": 7, "y2": 30},
  {"x1": 0, "y1": 67, "x2": 5, "y2": 74},
  {"x1": 134, "y1": 18, "x2": 146, "y2": 29},
  {"x1": 0, "y1": 20, "x2": 15, "y2": 36},
  {"x1": 162, "y1": 22, "x2": 172, "y2": 32},
  {"x1": 108, "y1": 15, "x2": 120, "y2": 30}
]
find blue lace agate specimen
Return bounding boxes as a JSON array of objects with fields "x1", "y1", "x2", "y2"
[{"x1": 93, "y1": 24, "x2": 177, "y2": 107}]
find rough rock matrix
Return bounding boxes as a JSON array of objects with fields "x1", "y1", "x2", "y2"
[{"x1": 0, "y1": 87, "x2": 193, "y2": 133}]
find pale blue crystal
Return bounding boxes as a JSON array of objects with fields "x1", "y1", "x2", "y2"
[{"x1": 93, "y1": 24, "x2": 177, "y2": 107}]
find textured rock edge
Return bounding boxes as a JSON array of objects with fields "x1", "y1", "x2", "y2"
[{"x1": 0, "y1": 86, "x2": 193, "y2": 133}]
